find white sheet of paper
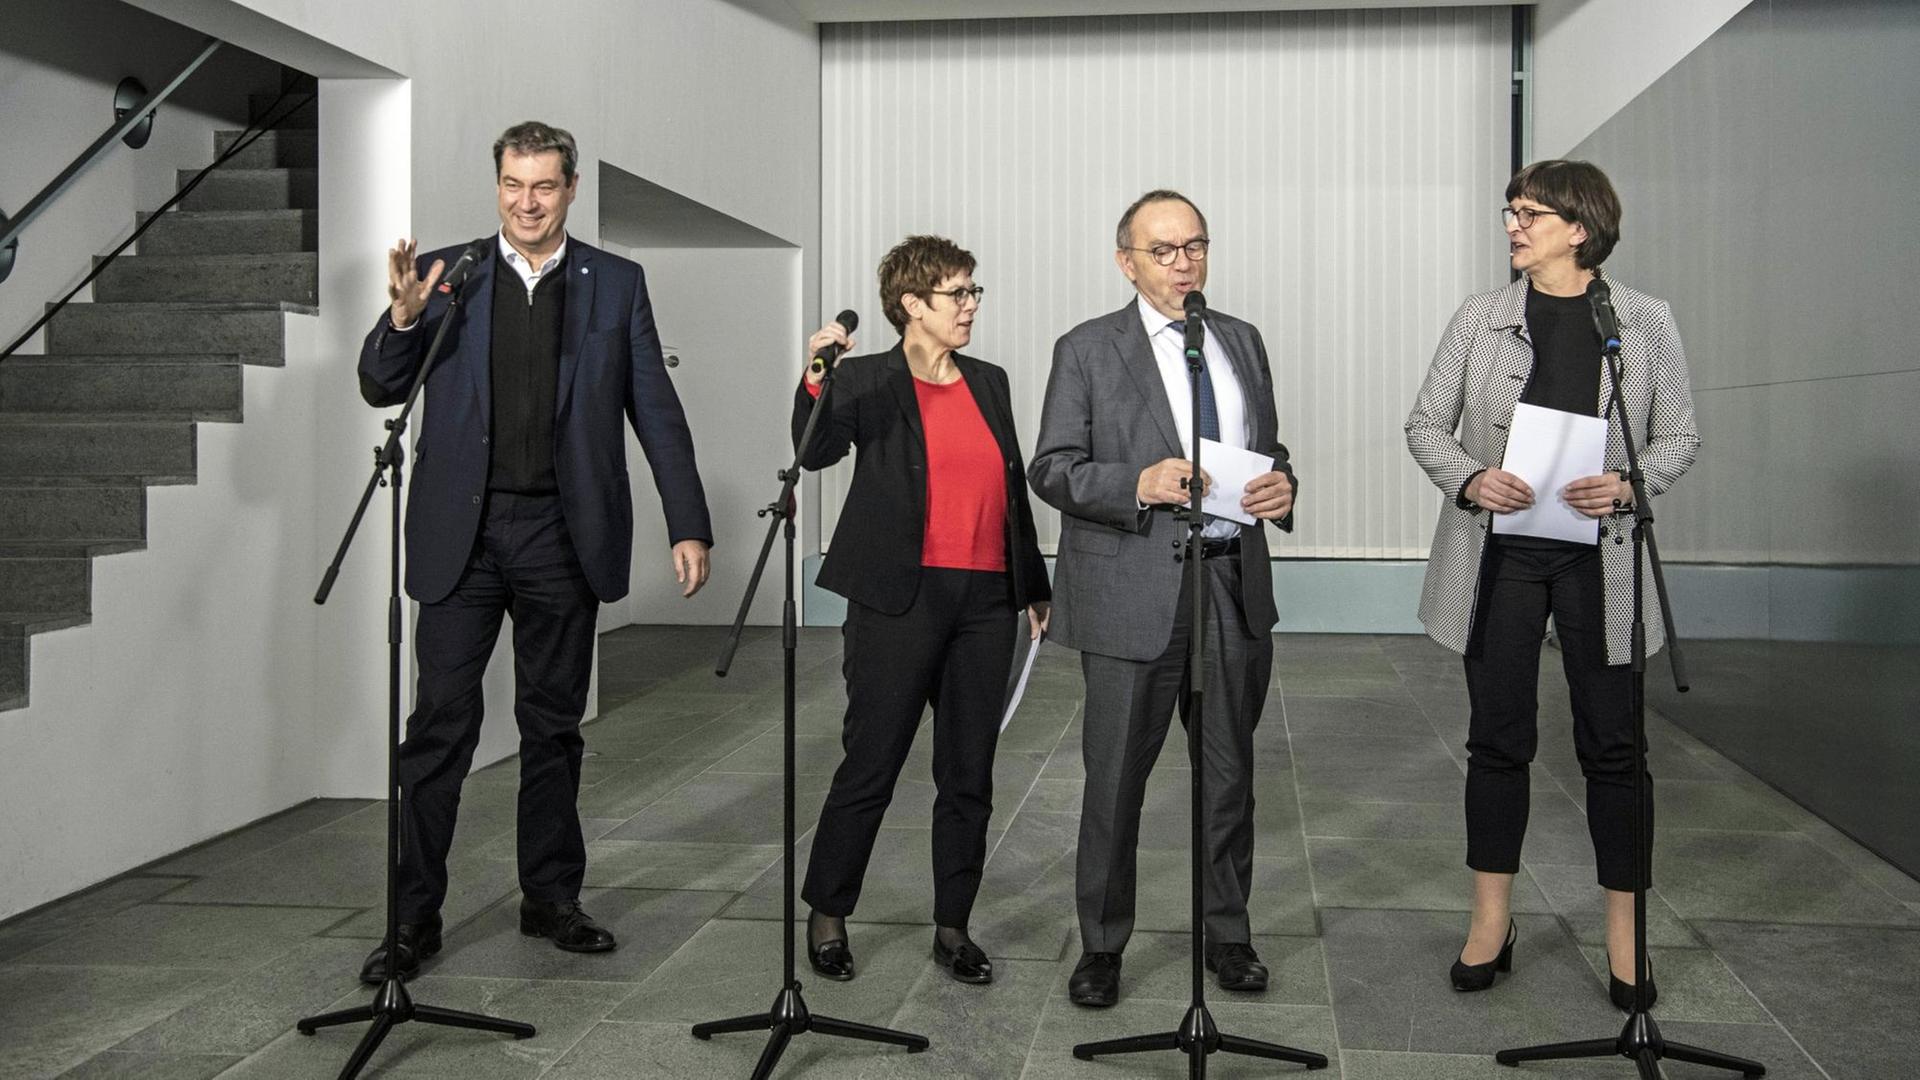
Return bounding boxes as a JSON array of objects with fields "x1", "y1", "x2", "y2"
[
  {"x1": 1000, "y1": 626, "x2": 1044, "y2": 734},
  {"x1": 1198, "y1": 439, "x2": 1275, "y2": 527},
  {"x1": 1494, "y1": 402, "x2": 1606, "y2": 544}
]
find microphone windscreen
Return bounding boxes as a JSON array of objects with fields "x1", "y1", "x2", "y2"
[
  {"x1": 1183, "y1": 290, "x2": 1207, "y2": 315},
  {"x1": 835, "y1": 309, "x2": 860, "y2": 335}
]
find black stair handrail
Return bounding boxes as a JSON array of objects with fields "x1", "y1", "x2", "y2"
[
  {"x1": 2, "y1": 81, "x2": 319, "y2": 362},
  {"x1": 0, "y1": 39, "x2": 221, "y2": 285}
]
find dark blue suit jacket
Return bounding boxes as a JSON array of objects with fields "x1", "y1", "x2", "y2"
[{"x1": 358, "y1": 237, "x2": 712, "y2": 605}]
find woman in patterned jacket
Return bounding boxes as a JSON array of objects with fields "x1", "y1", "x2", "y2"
[{"x1": 1404, "y1": 160, "x2": 1700, "y2": 1009}]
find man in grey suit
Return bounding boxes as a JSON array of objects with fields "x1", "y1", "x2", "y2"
[{"x1": 1029, "y1": 190, "x2": 1296, "y2": 1008}]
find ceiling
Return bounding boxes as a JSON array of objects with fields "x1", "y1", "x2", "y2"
[{"x1": 723, "y1": 0, "x2": 1504, "y2": 23}]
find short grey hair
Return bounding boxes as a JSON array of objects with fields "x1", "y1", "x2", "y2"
[
  {"x1": 493, "y1": 121, "x2": 578, "y2": 180},
  {"x1": 1116, "y1": 189, "x2": 1208, "y2": 251}
]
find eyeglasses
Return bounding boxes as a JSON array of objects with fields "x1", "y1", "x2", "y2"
[
  {"x1": 1501, "y1": 206, "x2": 1563, "y2": 230},
  {"x1": 1125, "y1": 239, "x2": 1210, "y2": 267},
  {"x1": 929, "y1": 285, "x2": 985, "y2": 307}
]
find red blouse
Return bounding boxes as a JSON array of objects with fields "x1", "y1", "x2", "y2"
[{"x1": 912, "y1": 377, "x2": 1008, "y2": 572}]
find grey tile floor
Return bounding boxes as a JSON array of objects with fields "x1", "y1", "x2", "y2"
[{"x1": 5, "y1": 628, "x2": 1917, "y2": 1078}]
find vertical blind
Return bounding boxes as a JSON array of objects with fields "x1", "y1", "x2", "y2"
[{"x1": 819, "y1": 8, "x2": 1512, "y2": 558}]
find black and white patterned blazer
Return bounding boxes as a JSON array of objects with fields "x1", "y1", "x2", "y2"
[{"x1": 1404, "y1": 275, "x2": 1701, "y2": 664}]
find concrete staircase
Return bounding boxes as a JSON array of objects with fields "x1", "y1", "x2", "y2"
[{"x1": 0, "y1": 93, "x2": 317, "y2": 711}]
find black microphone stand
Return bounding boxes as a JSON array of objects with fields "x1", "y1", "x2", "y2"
[
  {"x1": 1495, "y1": 334, "x2": 1763, "y2": 1079},
  {"x1": 297, "y1": 265, "x2": 536, "y2": 1079},
  {"x1": 690, "y1": 352, "x2": 930, "y2": 1078},
  {"x1": 1072, "y1": 310, "x2": 1327, "y2": 1078}
]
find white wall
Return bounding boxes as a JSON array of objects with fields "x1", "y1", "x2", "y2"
[
  {"x1": 1530, "y1": 0, "x2": 1750, "y2": 159},
  {"x1": 819, "y1": 9, "x2": 1513, "y2": 559}
]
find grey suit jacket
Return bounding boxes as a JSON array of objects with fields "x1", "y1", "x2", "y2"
[{"x1": 1029, "y1": 301, "x2": 1295, "y2": 662}]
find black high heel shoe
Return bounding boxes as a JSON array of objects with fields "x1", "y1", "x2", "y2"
[
  {"x1": 806, "y1": 912, "x2": 854, "y2": 982},
  {"x1": 1609, "y1": 955, "x2": 1657, "y2": 1011},
  {"x1": 1450, "y1": 920, "x2": 1516, "y2": 992}
]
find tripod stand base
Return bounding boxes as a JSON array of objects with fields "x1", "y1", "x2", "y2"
[
  {"x1": 298, "y1": 976, "x2": 535, "y2": 1080},
  {"x1": 691, "y1": 983, "x2": 928, "y2": 1080},
  {"x1": 1496, "y1": 1010, "x2": 1765, "y2": 1078},
  {"x1": 1073, "y1": 1002, "x2": 1328, "y2": 1076}
]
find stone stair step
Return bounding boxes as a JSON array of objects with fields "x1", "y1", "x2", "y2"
[
  {"x1": 1, "y1": 356, "x2": 244, "y2": 419},
  {"x1": 44, "y1": 302, "x2": 297, "y2": 365},
  {"x1": 0, "y1": 483, "x2": 147, "y2": 544},
  {"x1": 91, "y1": 252, "x2": 317, "y2": 305},
  {"x1": 0, "y1": 611, "x2": 92, "y2": 635},
  {"x1": 138, "y1": 210, "x2": 317, "y2": 256},
  {"x1": 0, "y1": 555, "x2": 91, "y2": 616},
  {"x1": 214, "y1": 127, "x2": 318, "y2": 170},
  {"x1": 177, "y1": 167, "x2": 317, "y2": 212},
  {"x1": 0, "y1": 417, "x2": 196, "y2": 479}
]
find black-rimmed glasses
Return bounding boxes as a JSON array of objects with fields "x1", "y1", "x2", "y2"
[
  {"x1": 930, "y1": 285, "x2": 986, "y2": 307},
  {"x1": 1501, "y1": 206, "x2": 1562, "y2": 229},
  {"x1": 1125, "y1": 239, "x2": 1210, "y2": 266}
]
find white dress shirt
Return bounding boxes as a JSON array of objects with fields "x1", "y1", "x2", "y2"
[
  {"x1": 1137, "y1": 294, "x2": 1247, "y2": 539},
  {"x1": 498, "y1": 231, "x2": 567, "y2": 302}
]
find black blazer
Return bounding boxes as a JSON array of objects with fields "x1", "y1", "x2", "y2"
[
  {"x1": 359, "y1": 238, "x2": 712, "y2": 604},
  {"x1": 794, "y1": 344, "x2": 1051, "y2": 616}
]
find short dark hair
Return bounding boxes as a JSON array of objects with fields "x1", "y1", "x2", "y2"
[
  {"x1": 493, "y1": 121, "x2": 578, "y2": 181},
  {"x1": 1116, "y1": 189, "x2": 1209, "y2": 251},
  {"x1": 877, "y1": 235, "x2": 977, "y2": 333},
  {"x1": 1505, "y1": 159, "x2": 1621, "y2": 269}
]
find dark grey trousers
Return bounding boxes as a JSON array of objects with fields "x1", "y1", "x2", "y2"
[{"x1": 1075, "y1": 555, "x2": 1271, "y2": 954}]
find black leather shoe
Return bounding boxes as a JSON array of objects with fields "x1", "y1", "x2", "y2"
[
  {"x1": 359, "y1": 914, "x2": 442, "y2": 985},
  {"x1": 808, "y1": 934, "x2": 855, "y2": 981},
  {"x1": 519, "y1": 898, "x2": 617, "y2": 953},
  {"x1": 1069, "y1": 952, "x2": 1122, "y2": 1008},
  {"x1": 1451, "y1": 920, "x2": 1516, "y2": 992},
  {"x1": 1609, "y1": 956, "x2": 1657, "y2": 1011},
  {"x1": 1206, "y1": 943, "x2": 1270, "y2": 992},
  {"x1": 932, "y1": 931, "x2": 993, "y2": 985}
]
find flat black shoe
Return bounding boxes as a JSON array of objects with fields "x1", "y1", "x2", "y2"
[
  {"x1": 1069, "y1": 952, "x2": 1122, "y2": 1008},
  {"x1": 932, "y1": 931, "x2": 993, "y2": 985},
  {"x1": 359, "y1": 914, "x2": 443, "y2": 985},
  {"x1": 808, "y1": 936, "x2": 855, "y2": 981},
  {"x1": 519, "y1": 898, "x2": 617, "y2": 953},
  {"x1": 1206, "y1": 942, "x2": 1269, "y2": 992},
  {"x1": 1450, "y1": 920, "x2": 1515, "y2": 992},
  {"x1": 1610, "y1": 956, "x2": 1657, "y2": 1011}
]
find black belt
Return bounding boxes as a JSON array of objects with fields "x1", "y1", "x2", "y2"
[{"x1": 1198, "y1": 536, "x2": 1241, "y2": 559}]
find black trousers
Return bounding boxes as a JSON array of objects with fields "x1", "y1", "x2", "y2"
[
  {"x1": 396, "y1": 491, "x2": 600, "y2": 922},
  {"x1": 1463, "y1": 538, "x2": 1651, "y2": 892},
  {"x1": 802, "y1": 567, "x2": 1017, "y2": 928}
]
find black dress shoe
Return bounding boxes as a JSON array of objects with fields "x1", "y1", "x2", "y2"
[
  {"x1": 932, "y1": 931, "x2": 993, "y2": 985},
  {"x1": 1609, "y1": 956, "x2": 1657, "y2": 1011},
  {"x1": 359, "y1": 914, "x2": 443, "y2": 985},
  {"x1": 1069, "y1": 952, "x2": 1122, "y2": 1008},
  {"x1": 808, "y1": 935, "x2": 855, "y2": 981},
  {"x1": 519, "y1": 898, "x2": 617, "y2": 953},
  {"x1": 1450, "y1": 920, "x2": 1516, "y2": 992},
  {"x1": 1206, "y1": 943, "x2": 1270, "y2": 992}
]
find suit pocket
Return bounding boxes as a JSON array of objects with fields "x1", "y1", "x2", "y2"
[{"x1": 1067, "y1": 528, "x2": 1121, "y2": 557}]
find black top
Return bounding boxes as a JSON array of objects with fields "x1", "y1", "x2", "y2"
[
  {"x1": 1501, "y1": 283, "x2": 1604, "y2": 550},
  {"x1": 1520, "y1": 284, "x2": 1602, "y2": 416},
  {"x1": 488, "y1": 259, "x2": 566, "y2": 494}
]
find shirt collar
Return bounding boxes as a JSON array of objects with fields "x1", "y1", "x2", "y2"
[
  {"x1": 1136, "y1": 293, "x2": 1186, "y2": 337},
  {"x1": 497, "y1": 230, "x2": 567, "y2": 276}
]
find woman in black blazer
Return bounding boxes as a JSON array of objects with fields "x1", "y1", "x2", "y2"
[{"x1": 794, "y1": 235, "x2": 1051, "y2": 986}]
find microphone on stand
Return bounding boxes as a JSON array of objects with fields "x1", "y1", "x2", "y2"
[
  {"x1": 1587, "y1": 276, "x2": 1623, "y2": 354},
  {"x1": 809, "y1": 309, "x2": 860, "y2": 375},
  {"x1": 435, "y1": 238, "x2": 491, "y2": 294},
  {"x1": 1182, "y1": 290, "x2": 1207, "y2": 366}
]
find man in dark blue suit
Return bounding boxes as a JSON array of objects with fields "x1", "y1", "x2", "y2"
[{"x1": 355, "y1": 122, "x2": 712, "y2": 983}]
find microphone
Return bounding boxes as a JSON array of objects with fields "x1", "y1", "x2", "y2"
[
  {"x1": 435, "y1": 239, "x2": 490, "y2": 294},
  {"x1": 1182, "y1": 290, "x2": 1207, "y2": 363},
  {"x1": 1586, "y1": 276, "x2": 1622, "y2": 354},
  {"x1": 809, "y1": 309, "x2": 860, "y2": 375}
]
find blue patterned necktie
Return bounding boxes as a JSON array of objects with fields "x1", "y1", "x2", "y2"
[{"x1": 1170, "y1": 321, "x2": 1220, "y2": 441}]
